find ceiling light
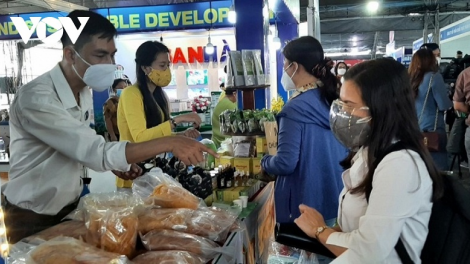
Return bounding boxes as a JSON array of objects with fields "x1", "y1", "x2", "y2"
[
  {"x1": 353, "y1": 42, "x2": 357, "y2": 47},
  {"x1": 352, "y1": 36, "x2": 358, "y2": 42},
  {"x1": 367, "y1": 1, "x2": 380, "y2": 13},
  {"x1": 351, "y1": 47, "x2": 359, "y2": 54},
  {"x1": 409, "y1": 13, "x2": 421, "y2": 16},
  {"x1": 228, "y1": 5, "x2": 237, "y2": 24},
  {"x1": 206, "y1": 36, "x2": 215, "y2": 55}
]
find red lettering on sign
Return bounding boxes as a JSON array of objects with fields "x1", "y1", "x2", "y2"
[
  {"x1": 187, "y1": 46, "x2": 204, "y2": 63},
  {"x1": 172, "y1": 47, "x2": 187, "y2": 64}
]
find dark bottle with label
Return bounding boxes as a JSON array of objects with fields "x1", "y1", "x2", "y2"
[
  {"x1": 216, "y1": 168, "x2": 225, "y2": 189},
  {"x1": 225, "y1": 167, "x2": 234, "y2": 188}
]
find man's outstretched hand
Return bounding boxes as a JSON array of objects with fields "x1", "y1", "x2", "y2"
[
  {"x1": 169, "y1": 136, "x2": 219, "y2": 166},
  {"x1": 113, "y1": 163, "x2": 143, "y2": 181}
]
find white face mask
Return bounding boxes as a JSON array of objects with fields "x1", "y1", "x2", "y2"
[
  {"x1": 72, "y1": 50, "x2": 117, "y2": 92},
  {"x1": 337, "y1": 68, "x2": 347, "y2": 76},
  {"x1": 436, "y1": 57, "x2": 441, "y2": 65},
  {"x1": 281, "y1": 63, "x2": 297, "y2": 91}
]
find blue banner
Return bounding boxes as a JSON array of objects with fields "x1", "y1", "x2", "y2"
[
  {"x1": 0, "y1": 12, "x2": 68, "y2": 40},
  {"x1": 440, "y1": 17, "x2": 470, "y2": 42},
  {"x1": 93, "y1": 1, "x2": 232, "y2": 34},
  {"x1": 0, "y1": 1, "x2": 245, "y2": 40}
]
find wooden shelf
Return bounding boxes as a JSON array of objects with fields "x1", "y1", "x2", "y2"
[
  {"x1": 221, "y1": 131, "x2": 265, "y2": 137},
  {"x1": 226, "y1": 84, "x2": 270, "y2": 90},
  {"x1": 226, "y1": 84, "x2": 270, "y2": 110}
]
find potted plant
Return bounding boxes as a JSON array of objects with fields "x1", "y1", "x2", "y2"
[{"x1": 191, "y1": 96, "x2": 211, "y2": 125}]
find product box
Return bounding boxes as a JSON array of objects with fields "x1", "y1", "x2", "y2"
[
  {"x1": 213, "y1": 187, "x2": 245, "y2": 203},
  {"x1": 251, "y1": 157, "x2": 262, "y2": 175},
  {"x1": 239, "y1": 180, "x2": 262, "y2": 198},
  {"x1": 219, "y1": 156, "x2": 235, "y2": 167},
  {"x1": 234, "y1": 158, "x2": 252, "y2": 175},
  {"x1": 256, "y1": 137, "x2": 267, "y2": 155}
]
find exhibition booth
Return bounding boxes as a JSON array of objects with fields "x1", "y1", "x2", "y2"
[{"x1": 0, "y1": 0, "x2": 300, "y2": 263}]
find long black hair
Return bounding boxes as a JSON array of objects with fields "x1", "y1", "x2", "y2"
[
  {"x1": 344, "y1": 59, "x2": 443, "y2": 201},
  {"x1": 282, "y1": 36, "x2": 339, "y2": 105},
  {"x1": 135, "y1": 41, "x2": 170, "y2": 129}
]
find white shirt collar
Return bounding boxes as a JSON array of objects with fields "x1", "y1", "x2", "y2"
[{"x1": 50, "y1": 63, "x2": 85, "y2": 110}]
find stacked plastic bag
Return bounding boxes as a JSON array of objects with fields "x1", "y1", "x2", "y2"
[{"x1": 8, "y1": 168, "x2": 241, "y2": 264}]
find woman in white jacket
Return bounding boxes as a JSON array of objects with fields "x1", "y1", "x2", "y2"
[{"x1": 295, "y1": 58, "x2": 444, "y2": 263}]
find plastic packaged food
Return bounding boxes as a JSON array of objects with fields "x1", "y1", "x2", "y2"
[
  {"x1": 186, "y1": 206, "x2": 240, "y2": 242},
  {"x1": 22, "y1": 221, "x2": 87, "y2": 243},
  {"x1": 241, "y1": 50, "x2": 256, "y2": 86},
  {"x1": 132, "y1": 168, "x2": 205, "y2": 209},
  {"x1": 132, "y1": 251, "x2": 205, "y2": 264},
  {"x1": 82, "y1": 192, "x2": 143, "y2": 258},
  {"x1": 132, "y1": 168, "x2": 179, "y2": 199},
  {"x1": 141, "y1": 229, "x2": 220, "y2": 259},
  {"x1": 138, "y1": 208, "x2": 194, "y2": 235},
  {"x1": 150, "y1": 183, "x2": 201, "y2": 209},
  {"x1": 25, "y1": 237, "x2": 128, "y2": 264}
]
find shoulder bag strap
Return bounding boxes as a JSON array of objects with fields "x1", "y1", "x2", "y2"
[{"x1": 418, "y1": 74, "x2": 435, "y2": 124}]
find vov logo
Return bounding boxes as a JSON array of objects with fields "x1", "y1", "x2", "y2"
[{"x1": 10, "y1": 17, "x2": 89, "y2": 44}]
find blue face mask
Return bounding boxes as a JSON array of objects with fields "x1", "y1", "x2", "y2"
[{"x1": 116, "y1": 89, "x2": 123, "y2": 97}]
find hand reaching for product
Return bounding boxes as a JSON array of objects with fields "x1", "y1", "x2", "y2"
[
  {"x1": 112, "y1": 163, "x2": 143, "y2": 181},
  {"x1": 182, "y1": 128, "x2": 200, "y2": 139},
  {"x1": 169, "y1": 136, "x2": 218, "y2": 166},
  {"x1": 174, "y1": 113, "x2": 202, "y2": 127}
]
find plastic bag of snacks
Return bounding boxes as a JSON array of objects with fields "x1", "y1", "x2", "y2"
[
  {"x1": 132, "y1": 168, "x2": 177, "y2": 198},
  {"x1": 21, "y1": 221, "x2": 87, "y2": 243},
  {"x1": 141, "y1": 230, "x2": 220, "y2": 259},
  {"x1": 132, "y1": 168, "x2": 205, "y2": 209},
  {"x1": 137, "y1": 208, "x2": 194, "y2": 235},
  {"x1": 82, "y1": 192, "x2": 143, "y2": 258},
  {"x1": 9, "y1": 237, "x2": 129, "y2": 264},
  {"x1": 132, "y1": 251, "x2": 205, "y2": 264},
  {"x1": 185, "y1": 206, "x2": 240, "y2": 242}
]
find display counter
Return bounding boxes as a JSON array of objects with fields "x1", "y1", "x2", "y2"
[{"x1": 7, "y1": 176, "x2": 270, "y2": 264}]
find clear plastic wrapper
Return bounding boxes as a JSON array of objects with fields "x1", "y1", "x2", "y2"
[
  {"x1": 228, "y1": 51, "x2": 245, "y2": 87},
  {"x1": 150, "y1": 183, "x2": 202, "y2": 209},
  {"x1": 186, "y1": 206, "x2": 240, "y2": 242},
  {"x1": 22, "y1": 220, "x2": 87, "y2": 243},
  {"x1": 242, "y1": 50, "x2": 256, "y2": 86},
  {"x1": 132, "y1": 168, "x2": 179, "y2": 199},
  {"x1": 82, "y1": 192, "x2": 143, "y2": 258},
  {"x1": 9, "y1": 237, "x2": 129, "y2": 264},
  {"x1": 252, "y1": 49, "x2": 266, "y2": 85},
  {"x1": 131, "y1": 251, "x2": 205, "y2": 264},
  {"x1": 132, "y1": 168, "x2": 205, "y2": 209},
  {"x1": 137, "y1": 208, "x2": 194, "y2": 235},
  {"x1": 268, "y1": 240, "x2": 319, "y2": 264},
  {"x1": 141, "y1": 230, "x2": 220, "y2": 259}
]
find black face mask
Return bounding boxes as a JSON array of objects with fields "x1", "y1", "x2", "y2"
[{"x1": 329, "y1": 100, "x2": 372, "y2": 151}]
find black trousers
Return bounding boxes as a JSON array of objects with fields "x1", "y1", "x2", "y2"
[{"x1": 4, "y1": 198, "x2": 78, "y2": 243}]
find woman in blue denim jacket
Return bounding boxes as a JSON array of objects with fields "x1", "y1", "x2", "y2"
[
  {"x1": 261, "y1": 36, "x2": 347, "y2": 225},
  {"x1": 409, "y1": 49, "x2": 452, "y2": 170}
]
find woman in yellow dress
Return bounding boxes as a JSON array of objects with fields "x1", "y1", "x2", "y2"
[{"x1": 117, "y1": 41, "x2": 201, "y2": 189}]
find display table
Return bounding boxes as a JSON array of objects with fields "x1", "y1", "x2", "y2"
[
  {"x1": 213, "y1": 202, "x2": 262, "y2": 264},
  {"x1": 0, "y1": 154, "x2": 9, "y2": 173}
]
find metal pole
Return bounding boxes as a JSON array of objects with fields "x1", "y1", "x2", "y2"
[
  {"x1": 434, "y1": 2, "x2": 440, "y2": 45},
  {"x1": 371, "y1": 31, "x2": 379, "y2": 59},
  {"x1": 307, "y1": 0, "x2": 321, "y2": 41},
  {"x1": 423, "y1": 10, "x2": 429, "y2": 43}
]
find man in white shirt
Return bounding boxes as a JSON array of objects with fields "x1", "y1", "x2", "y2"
[{"x1": 3, "y1": 10, "x2": 216, "y2": 243}]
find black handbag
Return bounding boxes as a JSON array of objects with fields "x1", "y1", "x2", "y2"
[{"x1": 274, "y1": 222, "x2": 336, "y2": 259}]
